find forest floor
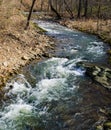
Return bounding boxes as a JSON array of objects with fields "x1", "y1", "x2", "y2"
[{"x1": 0, "y1": 0, "x2": 54, "y2": 87}]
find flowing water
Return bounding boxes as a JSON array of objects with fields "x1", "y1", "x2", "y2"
[{"x1": 0, "y1": 21, "x2": 111, "y2": 130}]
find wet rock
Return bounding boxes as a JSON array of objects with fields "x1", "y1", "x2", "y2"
[
  {"x1": 104, "y1": 122, "x2": 111, "y2": 129},
  {"x1": 76, "y1": 62, "x2": 111, "y2": 89},
  {"x1": 42, "y1": 52, "x2": 51, "y2": 58},
  {"x1": 95, "y1": 75, "x2": 109, "y2": 86},
  {"x1": 9, "y1": 85, "x2": 13, "y2": 89},
  {"x1": 107, "y1": 111, "x2": 111, "y2": 120},
  {"x1": 66, "y1": 119, "x2": 75, "y2": 126},
  {"x1": 96, "y1": 125, "x2": 103, "y2": 130},
  {"x1": 106, "y1": 72, "x2": 111, "y2": 79}
]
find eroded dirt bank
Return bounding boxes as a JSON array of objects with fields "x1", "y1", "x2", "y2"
[{"x1": 0, "y1": 0, "x2": 54, "y2": 87}]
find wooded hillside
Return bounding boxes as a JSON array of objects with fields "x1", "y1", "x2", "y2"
[
  {"x1": 0, "y1": 0, "x2": 53, "y2": 86},
  {"x1": 22, "y1": 0, "x2": 111, "y2": 19}
]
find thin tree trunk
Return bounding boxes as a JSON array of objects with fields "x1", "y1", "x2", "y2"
[
  {"x1": 64, "y1": 0, "x2": 74, "y2": 19},
  {"x1": 97, "y1": 2, "x2": 101, "y2": 18},
  {"x1": 47, "y1": 0, "x2": 50, "y2": 12},
  {"x1": 77, "y1": 0, "x2": 82, "y2": 18},
  {"x1": 90, "y1": 6, "x2": 92, "y2": 16},
  {"x1": 25, "y1": 0, "x2": 36, "y2": 30},
  {"x1": 20, "y1": 0, "x2": 22, "y2": 9},
  {"x1": 62, "y1": 0, "x2": 65, "y2": 13},
  {"x1": 49, "y1": 0, "x2": 61, "y2": 19},
  {"x1": 55, "y1": 0, "x2": 58, "y2": 11},
  {"x1": 97, "y1": 1, "x2": 101, "y2": 32},
  {"x1": 20, "y1": 0, "x2": 22, "y2": 4},
  {"x1": 84, "y1": 0, "x2": 88, "y2": 18},
  {"x1": 71, "y1": 0, "x2": 73, "y2": 11},
  {"x1": 40, "y1": 0, "x2": 44, "y2": 11}
]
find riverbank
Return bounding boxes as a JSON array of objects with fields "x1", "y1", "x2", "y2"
[
  {"x1": 59, "y1": 19, "x2": 111, "y2": 44},
  {"x1": 0, "y1": 0, "x2": 54, "y2": 87},
  {"x1": 1, "y1": 19, "x2": 111, "y2": 130}
]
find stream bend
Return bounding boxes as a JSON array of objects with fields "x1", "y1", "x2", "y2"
[{"x1": 0, "y1": 21, "x2": 110, "y2": 130}]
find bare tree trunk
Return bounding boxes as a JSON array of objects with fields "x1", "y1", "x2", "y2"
[
  {"x1": 97, "y1": 2, "x2": 101, "y2": 18},
  {"x1": 20, "y1": 0, "x2": 22, "y2": 4},
  {"x1": 64, "y1": 0, "x2": 74, "y2": 19},
  {"x1": 90, "y1": 6, "x2": 92, "y2": 16},
  {"x1": 97, "y1": 1, "x2": 101, "y2": 32},
  {"x1": 62, "y1": 0, "x2": 65, "y2": 13},
  {"x1": 25, "y1": 0, "x2": 36, "y2": 30},
  {"x1": 58, "y1": 0, "x2": 61, "y2": 12},
  {"x1": 40, "y1": 0, "x2": 44, "y2": 11},
  {"x1": 71, "y1": 0, "x2": 73, "y2": 11},
  {"x1": 47, "y1": 0, "x2": 50, "y2": 12},
  {"x1": 55, "y1": 0, "x2": 58, "y2": 11},
  {"x1": 77, "y1": 0, "x2": 82, "y2": 18},
  {"x1": 84, "y1": 0, "x2": 88, "y2": 18},
  {"x1": 20, "y1": 0, "x2": 22, "y2": 9},
  {"x1": 49, "y1": 0, "x2": 61, "y2": 19}
]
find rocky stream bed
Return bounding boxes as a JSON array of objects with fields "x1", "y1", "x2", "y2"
[{"x1": 0, "y1": 20, "x2": 111, "y2": 130}]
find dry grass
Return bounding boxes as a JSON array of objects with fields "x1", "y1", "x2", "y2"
[{"x1": 0, "y1": 0, "x2": 53, "y2": 87}]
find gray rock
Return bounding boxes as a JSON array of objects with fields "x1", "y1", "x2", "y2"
[
  {"x1": 104, "y1": 122, "x2": 111, "y2": 129},
  {"x1": 76, "y1": 62, "x2": 111, "y2": 89}
]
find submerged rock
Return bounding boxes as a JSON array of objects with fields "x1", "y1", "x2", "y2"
[
  {"x1": 76, "y1": 62, "x2": 111, "y2": 89},
  {"x1": 96, "y1": 125, "x2": 103, "y2": 130},
  {"x1": 103, "y1": 122, "x2": 111, "y2": 130}
]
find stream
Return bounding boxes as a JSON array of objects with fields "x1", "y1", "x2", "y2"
[{"x1": 0, "y1": 21, "x2": 111, "y2": 130}]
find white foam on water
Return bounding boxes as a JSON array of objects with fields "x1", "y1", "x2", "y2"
[
  {"x1": 87, "y1": 41, "x2": 105, "y2": 55},
  {"x1": 73, "y1": 69, "x2": 85, "y2": 76},
  {"x1": 40, "y1": 57, "x2": 85, "y2": 79},
  {"x1": 0, "y1": 19, "x2": 108, "y2": 130},
  {"x1": 40, "y1": 57, "x2": 73, "y2": 78},
  {"x1": 2, "y1": 103, "x2": 33, "y2": 120},
  {"x1": 73, "y1": 34, "x2": 78, "y2": 36},
  {"x1": 5, "y1": 74, "x2": 31, "y2": 97},
  {"x1": 36, "y1": 20, "x2": 74, "y2": 35},
  {"x1": 0, "y1": 101, "x2": 34, "y2": 130},
  {"x1": 30, "y1": 78, "x2": 67, "y2": 102},
  {"x1": 56, "y1": 65, "x2": 71, "y2": 77},
  {"x1": 90, "y1": 41, "x2": 104, "y2": 45},
  {"x1": 82, "y1": 36, "x2": 87, "y2": 39},
  {"x1": 70, "y1": 49, "x2": 78, "y2": 54},
  {"x1": 69, "y1": 85, "x2": 79, "y2": 91},
  {"x1": 0, "y1": 58, "x2": 84, "y2": 130},
  {"x1": 45, "y1": 57, "x2": 68, "y2": 65},
  {"x1": 45, "y1": 28, "x2": 61, "y2": 34},
  {"x1": 64, "y1": 58, "x2": 86, "y2": 76},
  {"x1": 27, "y1": 57, "x2": 83, "y2": 104},
  {"x1": 7, "y1": 82, "x2": 31, "y2": 95}
]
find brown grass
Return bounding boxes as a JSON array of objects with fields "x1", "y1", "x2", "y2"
[{"x1": 0, "y1": 0, "x2": 53, "y2": 87}]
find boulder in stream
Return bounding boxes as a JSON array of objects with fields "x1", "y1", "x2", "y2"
[{"x1": 76, "y1": 62, "x2": 111, "y2": 89}]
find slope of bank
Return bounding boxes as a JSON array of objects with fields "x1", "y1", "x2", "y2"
[{"x1": 0, "y1": 0, "x2": 54, "y2": 87}]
